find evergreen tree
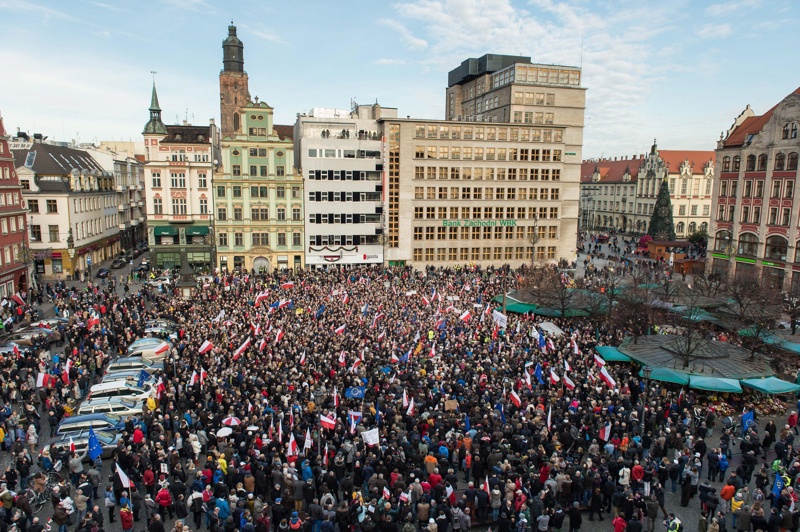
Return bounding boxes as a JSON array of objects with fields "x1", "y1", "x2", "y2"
[{"x1": 647, "y1": 179, "x2": 676, "y2": 241}]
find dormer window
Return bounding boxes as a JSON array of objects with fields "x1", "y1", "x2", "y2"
[
  {"x1": 783, "y1": 123, "x2": 798, "y2": 140},
  {"x1": 197, "y1": 134, "x2": 205, "y2": 142},
  {"x1": 174, "y1": 133, "x2": 182, "y2": 141}
]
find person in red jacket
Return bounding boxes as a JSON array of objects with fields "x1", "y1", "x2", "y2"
[
  {"x1": 119, "y1": 505, "x2": 134, "y2": 532},
  {"x1": 143, "y1": 468, "x2": 156, "y2": 498},
  {"x1": 155, "y1": 485, "x2": 174, "y2": 521},
  {"x1": 631, "y1": 460, "x2": 645, "y2": 492}
]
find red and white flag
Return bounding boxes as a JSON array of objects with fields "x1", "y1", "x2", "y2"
[
  {"x1": 277, "y1": 420, "x2": 283, "y2": 443},
  {"x1": 255, "y1": 291, "x2": 270, "y2": 305},
  {"x1": 251, "y1": 322, "x2": 262, "y2": 336},
  {"x1": 429, "y1": 343, "x2": 436, "y2": 358},
  {"x1": 154, "y1": 342, "x2": 170, "y2": 355},
  {"x1": 593, "y1": 353, "x2": 606, "y2": 367},
  {"x1": 377, "y1": 330, "x2": 386, "y2": 342},
  {"x1": 459, "y1": 310, "x2": 471, "y2": 323},
  {"x1": 351, "y1": 359, "x2": 362, "y2": 372},
  {"x1": 549, "y1": 368, "x2": 560, "y2": 385},
  {"x1": 547, "y1": 406, "x2": 552, "y2": 430},
  {"x1": 402, "y1": 389, "x2": 409, "y2": 408},
  {"x1": 333, "y1": 387, "x2": 339, "y2": 408},
  {"x1": 599, "y1": 422, "x2": 612, "y2": 441},
  {"x1": 304, "y1": 428, "x2": 312, "y2": 450},
  {"x1": 406, "y1": 397, "x2": 415, "y2": 416},
  {"x1": 233, "y1": 338, "x2": 251, "y2": 360},
  {"x1": 564, "y1": 359, "x2": 572, "y2": 372},
  {"x1": 338, "y1": 351, "x2": 346, "y2": 366},
  {"x1": 483, "y1": 475, "x2": 491, "y2": 495},
  {"x1": 199, "y1": 340, "x2": 214, "y2": 354},
  {"x1": 383, "y1": 486, "x2": 391, "y2": 501},
  {"x1": 299, "y1": 351, "x2": 306, "y2": 365},
  {"x1": 36, "y1": 372, "x2": 51, "y2": 388},
  {"x1": 155, "y1": 377, "x2": 166, "y2": 399},
  {"x1": 319, "y1": 414, "x2": 336, "y2": 430},
  {"x1": 281, "y1": 281, "x2": 295, "y2": 289},
  {"x1": 390, "y1": 352, "x2": 399, "y2": 363},
  {"x1": 190, "y1": 371, "x2": 200, "y2": 386},
  {"x1": 342, "y1": 292, "x2": 350, "y2": 305},
  {"x1": 509, "y1": 390, "x2": 521, "y2": 408},
  {"x1": 278, "y1": 299, "x2": 292, "y2": 309},
  {"x1": 599, "y1": 366, "x2": 616, "y2": 389},
  {"x1": 563, "y1": 374, "x2": 576, "y2": 391},
  {"x1": 11, "y1": 294, "x2": 25, "y2": 306},
  {"x1": 371, "y1": 314, "x2": 384, "y2": 329},
  {"x1": 116, "y1": 463, "x2": 131, "y2": 488},
  {"x1": 258, "y1": 338, "x2": 267, "y2": 352},
  {"x1": 422, "y1": 296, "x2": 430, "y2": 307},
  {"x1": 334, "y1": 324, "x2": 346, "y2": 335},
  {"x1": 69, "y1": 437, "x2": 75, "y2": 452},
  {"x1": 524, "y1": 370, "x2": 532, "y2": 390},
  {"x1": 62, "y1": 359, "x2": 73, "y2": 384},
  {"x1": 323, "y1": 443, "x2": 329, "y2": 466},
  {"x1": 287, "y1": 432, "x2": 298, "y2": 456},
  {"x1": 87, "y1": 312, "x2": 100, "y2": 329},
  {"x1": 274, "y1": 329, "x2": 284, "y2": 345},
  {"x1": 571, "y1": 337, "x2": 580, "y2": 355}
]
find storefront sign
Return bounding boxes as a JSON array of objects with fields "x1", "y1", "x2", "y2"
[{"x1": 442, "y1": 219, "x2": 517, "y2": 227}]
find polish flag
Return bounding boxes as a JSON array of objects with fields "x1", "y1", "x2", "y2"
[
  {"x1": 199, "y1": 340, "x2": 214, "y2": 354},
  {"x1": 342, "y1": 292, "x2": 350, "y2": 305},
  {"x1": 274, "y1": 329, "x2": 284, "y2": 345},
  {"x1": 87, "y1": 312, "x2": 100, "y2": 329},
  {"x1": 258, "y1": 338, "x2": 267, "y2": 352},
  {"x1": 255, "y1": 291, "x2": 270, "y2": 305},
  {"x1": 351, "y1": 359, "x2": 361, "y2": 372},
  {"x1": 377, "y1": 330, "x2": 386, "y2": 342},
  {"x1": 190, "y1": 371, "x2": 200, "y2": 386},
  {"x1": 383, "y1": 486, "x2": 391, "y2": 501},
  {"x1": 406, "y1": 397, "x2": 414, "y2": 416},
  {"x1": 390, "y1": 352, "x2": 399, "y2": 363},
  {"x1": 154, "y1": 342, "x2": 170, "y2": 356},
  {"x1": 200, "y1": 368, "x2": 208, "y2": 386},
  {"x1": 459, "y1": 310, "x2": 471, "y2": 323},
  {"x1": 278, "y1": 299, "x2": 292, "y2": 309},
  {"x1": 599, "y1": 423, "x2": 612, "y2": 441},
  {"x1": 62, "y1": 359, "x2": 73, "y2": 384},
  {"x1": 563, "y1": 374, "x2": 576, "y2": 391},
  {"x1": 13, "y1": 344, "x2": 20, "y2": 359},
  {"x1": 335, "y1": 324, "x2": 346, "y2": 335},
  {"x1": 281, "y1": 281, "x2": 295, "y2": 289},
  {"x1": 402, "y1": 389, "x2": 409, "y2": 408},
  {"x1": 484, "y1": 303, "x2": 492, "y2": 316},
  {"x1": 429, "y1": 343, "x2": 436, "y2": 358},
  {"x1": 232, "y1": 338, "x2": 251, "y2": 360},
  {"x1": 547, "y1": 406, "x2": 552, "y2": 430},
  {"x1": 69, "y1": 437, "x2": 76, "y2": 453},
  {"x1": 287, "y1": 432, "x2": 298, "y2": 456},
  {"x1": 547, "y1": 339, "x2": 555, "y2": 352},
  {"x1": 571, "y1": 338, "x2": 580, "y2": 355},
  {"x1": 319, "y1": 414, "x2": 336, "y2": 430},
  {"x1": 549, "y1": 369, "x2": 560, "y2": 385},
  {"x1": 593, "y1": 354, "x2": 606, "y2": 367},
  {"x1": 277, "y1": 421, "x2": 283, "y2": 443},
  {"x1": 483, "y1": 475, "x2": 491, "y2": 495},
  {"x1": 116, "y1": 463, "x2": 131, "y2": 488},
  {"x1": 509, "y1": 390, "x2": 521, "y2": 408},
  {"x1": 338, "y1": 351, "x2": 346, "y2": 366},
  {"x1": 371, "y1": 313, "x2": 384, "y2": 329},
  {"x1": 299, "y1": 351, "x2": 306, "y2": 365},
  {"x1": 599, "y1": 366, "x2": 617, "y2": 389},
  {"x1": 564, "y1": 359, "x2": 571, "y2": 372},
  {"x1": 422, "y1": 296, "x2": 430, "y2": 307},
  {"x1": 524, "y1": 370, "x2": 532, "y2": 390},
  {"x1": 251, "y1": 323, "x2": 261, "y2": 336},
  {"x1": 11, "y1": 294, "x2": 25, "y2": 306},
  {"x1": 36, "y1": 372, "x2": 51, "y2": 388},
  {"x1": 323, "y1": 443, "x2": 329, "y2": 466},
  {"x1": 155, "y1": 377, "x2": 166, "y2": 399}
]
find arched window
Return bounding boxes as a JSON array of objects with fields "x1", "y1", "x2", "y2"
[
  {"x1": 775, "y1": 153, "x2": 786, "y2": 171},
  {"x1": 765, "y1": 235, "x2": 788, "y2": 261},
  {"x1": 676, "y1": 222, "x2": 685, "y2": 235},
  {"x1": 757, "y1": 154, "x2": 768, "y2": 171},
  {"x1": 738, "y1": 233, "x2": 759, "y2": 256},
  {"x1": 688, "y1": 222, "x2": 696, "y2": 234},
  {"x1": 714, "y1": 231, "x2": 730, "y2": 252},
  {"x1": 788, "y1": 152, "x2": 798, "y2": 171},
  {"x1": 700, "y1": 221, "x2": 708, "y2": 232},
  {"x1": 732, "y1": 156, "x2": 741, "y2": 171},
  {"x1": 722, "y1": 156, "x2": 731, "y2": 172},
  {"x1": 746, "y1": 155, "x2": 756, "y2": 171}
]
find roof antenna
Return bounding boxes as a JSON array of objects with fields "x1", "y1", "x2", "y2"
[
  {"x1": 579, "y1": 29, "x2": 584, "y2": 70},
  {"x1": 150, "y1": 70, "x2": 157, "y2": 83}
]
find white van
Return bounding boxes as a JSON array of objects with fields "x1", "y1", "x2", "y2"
[
  {"x1": 87, "y1": 381, "x2": 153, "y2": 402},
  {"x1": 128, "y1": 344, "x2": 170, "y2": 363}
]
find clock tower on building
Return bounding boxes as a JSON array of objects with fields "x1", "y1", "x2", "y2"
[{"x1": 219, "y1": 23, "x2": 251, "y2": 136}]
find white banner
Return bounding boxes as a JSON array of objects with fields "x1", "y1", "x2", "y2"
[
  {"x1": 362, "y1": 427, "x2": 380, "y2": 446},
  {"x1": 492, "y1": 310, "x2": 508, "y2": 328}
]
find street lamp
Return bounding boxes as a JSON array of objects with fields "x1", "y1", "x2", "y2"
[
  {"x1": 640, "y1": 366, "x2": 652, "y2": 436},
  {"x1": 67, "y1": 229, "x2": 75, "y2": 281},
  {"x1": 527, "y1": 215, "x2": 540, "y2": 268}
]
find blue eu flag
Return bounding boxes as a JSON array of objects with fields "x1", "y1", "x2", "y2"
[
  {"x1": 137, "y1": 370, "x2": 149, "y2": 387},
  {"x1": 773, "y1": 471, "x2": 785, "y2": 499},
  {"x1": 87, "y1": 427, "x2": 103, "y2": 461},
  {"x1": 534, "y1": 363, "x2": 545, "y2": 385}
]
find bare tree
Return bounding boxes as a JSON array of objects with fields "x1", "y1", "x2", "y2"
[
  {"x1": 614, "y1": 268, "x2": 659, "y2": 343},
  {"x1": 667, "y1": 287, "x2": 708, "y2": 369},
  {"x1": 723, "y1": 273, "x2": 782, "y2": 359},
  {"x1": 693, "y1": 271, "x2": 726, "y2": 298},
  {"x1": 784, "y1": 291, "x2": 800, "y2": 336},
  {"x1": 536, "y1": 266, "x2": 576, "y2": 318}
]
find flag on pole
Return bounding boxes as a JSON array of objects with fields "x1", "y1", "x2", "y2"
[
  {"x1": 483, "y1": 475, "x2": 490, "y2": 495},
  {"x1": 190, "y1": 371, "x2": 200, "y2": 386},
  {"x1": 422, "y1": 296, "x2": 430, "y2": 307},
  {"x1": 406, "y1": 397, "x2": 415, "y2": 416},
  {"x1": 599, "y1": 423, "x2": 612, "y2": 442},
  {"x1": 69, "y1": 437, "x2": 76, "y2": 453},
  {"x1": 378, "y1": 330, "x2": 386, "y2": 342},
  {"x1": 274, "y1": 329, "x2": 284, "y2": 345},
  {"x1": 534, "y1": 363, "x2": 544, "y2": 385},
  {"x1": 299, "y1": 351, "x2": 306, "y2": 365},
  {"x1": 599, "y1": 367, "x2": 616, "y2": 388},
  {"x1": 509, "y1": 390, "x2": 521, "y2": 408},
  {"x1": 429, "y1": 343, "x2": 436, "y2": 357},
  {"x1": 255, "y1": 291, "x2": 270, "y2": 305},
  {"x1": 287, "y1": 432, "x2": 298, "y2": 456},
  {"x1": 233, "y1": 338, "x2": 251, "y2": 360},
  {"x1": 563, "y1": 374, "x2": 576, "y2": 391},
  {"x1": 332, "y1": 387, "x2": 339, "y2": 408},
  {"x1": 564, "y1": 359, "x2": 572, "y2": 372},
  {"x1": 593, "y1": 353, "x2": 606, "y2": 367},
  {"x1": 459, "y1": 310, "x2": 472, "y2": 323},
  {"x1": 323, "y1": 443, "x2": 329, "y2": 466},
  {"x1": 277, "y1": 420, "x2": 283, "y2": 443},
  {"x1": 154, "y1": 341, "x2": 170, "y2": 355},
  {"x1": 402, "y1": 389, "x2": 409, "y2": 408},
  {"x1": 199, "y1": 340, "x2": 214, "y2": 354},
  {"x1": 334, "y1": 324, "x2": 346, "y2": 335},
  {"x1": 281, "y1": 281, "x2": 295, "y2": 289},
  {"x1": 773, "y1": 470, "x2": 786, "y2": 499},
  {"x1": 304, "y1": 428, "x2": 312, "y2": 450},
  {"x1": 116, "y1": 463, "x2": 131, "y2": 488},
  {"x1": 549, "y1": 368, "x2": 560, "y2": 385},
  {"x1": 524, "y1": 370, "x2": 532, "y2": 390},
  {"x1": 547, "y1": 406, "x2": 552, "y2": 430},
  {"x1": 320, "y1": 414, "x2": 336, "y2": 430},
  {"x1": 88, "y1": 427, "x2": 103, "y2": 461}
]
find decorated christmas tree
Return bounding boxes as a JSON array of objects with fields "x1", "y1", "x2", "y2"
[{"x1": 647, "y1": 179, "x2": 676, "y2": 241}]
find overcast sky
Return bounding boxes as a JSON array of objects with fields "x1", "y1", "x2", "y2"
[{"x1": 0, "y1": 0, "x2": 797, "y2": 158}]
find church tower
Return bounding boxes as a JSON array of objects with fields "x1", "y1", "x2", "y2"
[{"x1": 219, "y1": 23, "x2": 251, "y2": 137}]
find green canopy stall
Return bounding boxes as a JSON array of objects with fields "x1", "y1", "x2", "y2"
[
  {"x1": 639, "y1": 367, "x2": 690, "y2": 386},
  {"x1": 594, "y1": 346, "x2": 631, "y2": 362},
  {"x1": 689, "y1": 375, "x2": 743, "y2": 393},
  {"x1": 740, "y1": 376, "x2": 800, "y2": 394}
]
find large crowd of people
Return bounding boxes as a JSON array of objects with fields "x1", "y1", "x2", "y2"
[{"x1": 0, "y1": 262, "x2": 795, "y2": 532}]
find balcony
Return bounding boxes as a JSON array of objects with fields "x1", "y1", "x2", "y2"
[
  {"x1": 115, "y1": 185, "x2": 125, "y2": 192},
  {"x1": 136, "y1": 184, "x2": 144, "y2": 191},
  {"x1": 129, "y1": 201, "x2": 136, "y2": 208},
  {"x1": 137, "y1": 201, "x2": 144, "y2": 207},
  {"x1": 131, "y1": 219, "x2": 140, "y2": 226},
  {"x1": 117, "y1": 204, "x2": 125, "y2": 211},
  {"x1": 138, "y1": 216, "x2": 145, "y2": 222},
  {"x1": 128, "y1": 185, "x2": 135, "y2": 190},
  {"x1": 118, "y1": 222, "x2": 129, "y2": 230}
]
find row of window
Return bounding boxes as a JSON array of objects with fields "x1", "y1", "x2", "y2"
[
  {"x1": 0, "y1": 191, "x2": 22, "y2": 209},
  {"x1": 413, "y1": 225, "x2": 557, "y2": 241},
  {"x1": 413, "y1": 206, "x2": 558, "y2": 220},
  {"x1": 308, "y1": 213, "x2": 382, "y2": 224},
  {"x1": 309, "y1": 235, "x2": 377, "y2": 246},
  {"x1": 667, "y1": 177, "x2": 713, "y2": 196},
  {"x1": 513, "y1": 92, "x2": 556, "y2": 106},
  {"x1": 721, "y1": 152, "x2": 799, "y2": 172},
  {"x1": 231, "y1": 165, "x2": 286, "y2": 177},
  {"x1": 511, "y1": 111, "x2": 555, "y2": 125},
  {"x1": 0, "y1": 168, "x2": 12, "y2": 179},
  {"x1": 305, "y1": 149, "x2": 381, "y2": 160},
  {"x1": 218, "y1": 232, "x2": 301, "y2": 248},
  {"x1": 717, "y1": 204, "x2": 799, "y2": 227},
  {"x1": 151, "y1": 172, "x2": 208, "y2": 189},
  {"x1": 413, "y1": 186, "x2": 559, "y2": 201},
  {"x1": 414, "y1": 166, "x2": 561, "y2": 181},
  {"x1": 414, "y1": 146, "x2": 562, "y2": 162},
  {"x1": 216, "y1": 206, "x2": 302, "y2": 222},
  {"x1": 0, "y1": 215, "x2": 25, "y2": 237},
  {"x1": 412, "y1": 245, "x2": 558, "y2": 262},
  {"x1": 414, "y1": 124, "x2": 563, "y2": 143},
  {"x1": 719, "y1": 178, "x2": 794, "y2": 199},
  {"x1": 715, "y1": 233, "x2": 791, "y2": 262},
  {"x1": 307, "y1": 191, "x2": 381, "y2": 202},
  {"x1": 306, "y1": 170, "x2": 381, "y2": 181},
  {"x1": 216, "y1": 185, "x2": 301, "y2": 199},
  {"x1": 165, "y1": 153, "x2": 209, "y2": 162}
]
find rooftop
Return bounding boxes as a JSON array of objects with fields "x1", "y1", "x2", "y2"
[
  {"x1": 12, "y1": 142, "x2": 105, "y2": 176},
  {"x1": 723, "y1": 86, "x2": 800, "y2": 148}
]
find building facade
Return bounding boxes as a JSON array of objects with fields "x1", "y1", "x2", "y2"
[
  {"x1": 580, "y1": 142, "x2": 715, "y2": 238},
  {"x1": 14, "y1": 138, "x2": 120, "y2": 279},
  {"x1": 295, "y1": 104, "x2": 395, "y2": 268},
  {"x1": 376, "y1": 54, "x2": 584, "y2": 268},
  {"x1": 0, "y1": 116, "x2": 31, "y2": 295},
  {"x1": 142, "y1": 84, "x2": 218, "y2": 272},
  {"x1": 85, "y1": 147, "x2": 146, "y2": 253},
  {"x1": 708, "y1": 88, "x2": 800, "y2": 291}
]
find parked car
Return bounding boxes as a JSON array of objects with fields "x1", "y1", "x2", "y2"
[
  {"x1": 29, "y1": 317, "x2": 69, "y2": 329},
  {"x1": 145, "y1": 276, "x2": 172, "y2": 287},
  {"x1": 145, "y1": 319, "x2": 176, "y2": 329},
  {"x1": 101, "y1": 369, "x2": 156, "y2": 385},
  {"x1": 50, "y1": 430, "x2": 122, "y2": 461},
  {"x1": 105, "y1": 357, "x2": 163, "y2": 375},
  {"x1": 77, "y1": 397, "x2": 145, "y2": 417},
  {"x1": 54, "y1": 414, "x2": 126, "y2": 437},
  {"x1": 95, "y1": 268, "x2": 110, "y2": 279},
  {"x1": 86, "y1": 381, "x2": 153, "y2": 402},
  {"x1": 7, "y1": 326, "x2": 60, "y2": 345},
  {"x1": 144, "y1": 326, "x2": 178, "y2": 341},
  {"x1": 126, "y1": 337, "x2": 164, "y2": 354},
  {"x1": 0, "y1": 342, "x2": 33, "y2": 357},
  {"x1": 111, "y1": 258, "x2": 127, "y2": 269}
]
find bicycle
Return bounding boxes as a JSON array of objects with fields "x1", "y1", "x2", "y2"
[{"x1": 22, "y1": 488, "x2": 48, "y2": 514}]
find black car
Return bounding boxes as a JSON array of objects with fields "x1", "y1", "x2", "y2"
[
  {"x1": 111, "y1": 259, "x2": 127, "y2": 269},
  {"x1": 96, "y1": 268, "x2": 110, "y2": 278},
  {"x1": 133, "y1": 265, "x2": 149, "y2": 274}
]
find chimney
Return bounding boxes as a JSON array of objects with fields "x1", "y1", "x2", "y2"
[{"x1": 33, "y1": 133, "x2": 43, "y2": 143}]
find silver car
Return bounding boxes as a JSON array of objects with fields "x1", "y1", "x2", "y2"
[
  {"x1": 51, "y1": 429, "x2": 121, "y2": 461},
  {"x1": 77, "y1": 397, "x2": 145, "y2": 418}
]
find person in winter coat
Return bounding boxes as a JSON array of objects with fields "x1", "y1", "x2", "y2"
[
  {"x1": 490, "y1": 488, "x2": 502, "y2": 522},
  {"x1": 589, "y1": 488, "x2": 603, "y2": 521},
  {"x1": 53, "y1": 501, "x2": 70, "y2": 532},
  {"x1": 568, "y1": 501, "x2": 582, "y2": 531},
  {"x1": 120, "y1": 506, "x2": 134, "y2": 532},
  {"x1": 104, "y1": 486, "x2": 116, "y2": 523},
  {"x1": 155, "y1": 485, "x2": 174, "y2": 520},
  {"x1": 174, "y1": 493, "x2": 189, "y2": 525}
]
